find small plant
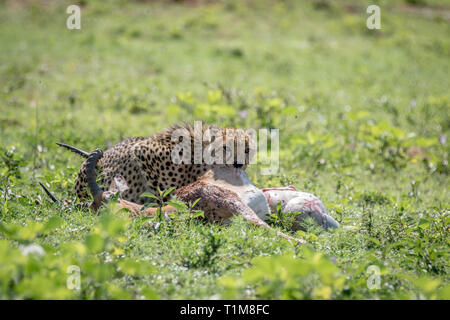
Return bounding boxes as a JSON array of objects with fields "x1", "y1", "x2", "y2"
[
  {"x1": 267, "y1": 201, "x2": 298, "y2": 231},
  {"x1": 0, "y1": 146, "x2": 25, "y2": 216},
  {"x1": 182, "y1": 228, "x2": 223, "y2": 270},
  {"x1": 141, "y1": 187, "x2": 177, "y2": 223}
]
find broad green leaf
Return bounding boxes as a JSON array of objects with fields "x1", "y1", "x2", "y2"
[{"x1": 85, "y1": 234, "x2": 104, "y2": 253}]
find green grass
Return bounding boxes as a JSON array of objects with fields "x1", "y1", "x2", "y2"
[{"x1": 0, "y1": 0, "x2": 449, "y2": 299}]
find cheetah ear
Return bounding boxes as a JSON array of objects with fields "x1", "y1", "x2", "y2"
[{"x1": 109, "y1": 175, "x2": 129, "y2": 194}]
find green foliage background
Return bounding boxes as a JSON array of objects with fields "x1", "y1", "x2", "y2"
[{"x1": 0, "y1": 0, "x2": 449, "y2": 299}]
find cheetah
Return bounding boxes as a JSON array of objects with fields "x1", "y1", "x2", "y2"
[
  {"x1": 42, "y1": 126, "x2": 338, "y2": 245},
  {"x1": 58, "y1": 123, "x2": 255, "y2": 205}
]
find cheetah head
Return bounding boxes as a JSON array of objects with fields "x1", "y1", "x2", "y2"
[{"x1": 203, "y1": 127, "x2": 256, "y2": 170}]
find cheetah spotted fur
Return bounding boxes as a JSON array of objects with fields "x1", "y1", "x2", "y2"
[{"x1": 71, "y1": 124, "x2": 253, "y2": 205}]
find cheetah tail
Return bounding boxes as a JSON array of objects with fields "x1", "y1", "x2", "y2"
[
  {"x1": 39, "y1": 182, "x2": 61, "y2": 205},
  {"x1": 56, "y1": 142, "x2": 90, "y2": 158}
]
